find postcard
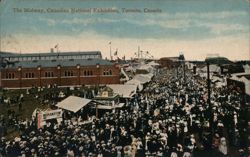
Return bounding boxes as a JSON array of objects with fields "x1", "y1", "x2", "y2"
[{"x1": 0, "y1": 0, "x2": 249, "y2": 157}]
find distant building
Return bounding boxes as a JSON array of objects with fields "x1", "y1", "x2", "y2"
[
  {"x1": 158, "y1": 54, "x2": 185, "y2": 68},
  {"x1": 0, "y1": 51, "x2": 120, "y2": 88}
]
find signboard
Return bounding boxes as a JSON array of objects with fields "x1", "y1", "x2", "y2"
[
  {"x1": 42, "y1": 109, "x2": 63, "y2": 121},
  {"x1": 37, "y1": 109, "x2": 63, "y2": 128}
]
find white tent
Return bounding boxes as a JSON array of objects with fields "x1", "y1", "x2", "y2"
[
  {"x1": 56, "y1": 96, "x2": 91, "y2": 113},
  {"x1": 134, "y1": 74, "x2": 153, "y2": 84},
  {"x1": 121, "y1": 68, "x2": 129, "y2": 81},
  {"x1": 125, "y1": 66, "x2": 135, "y2": 72},
  {"x1": 230, "y1": 73, "x2": 250, "y2": 95},
  {"x1": 125, "y1": 79, "x2": 143, "y2": 91},
  {"x1": 107, "y1": 84, "x2": 137, "y2": 98},
  {"x1": 200, "y1": 64, "x2": 220, "y2": 73},
  {"x1": 147, "y1": 61, "x2": 160, "y2": 66},
  {"x1": 243, "y1": 64, "x2": 250, "y2": 73}
]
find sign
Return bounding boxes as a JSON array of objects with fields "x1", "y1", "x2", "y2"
[
  {"x1": 37, "y1": 109, "x2": 63, "y2": 128},
  {"x1": 42, "y1": 109, "x2": 63, "y2": 121}
]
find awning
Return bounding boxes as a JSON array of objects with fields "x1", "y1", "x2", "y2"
[
  {"x1": 56, "y1": 96, "x2": 91, "y2": 113},
  {"x1": 107, "y1": 84, "x2": 137, "y2": 98},
  {"x1": 96, "y1": 103, "x2": 125, "y2": 110}
]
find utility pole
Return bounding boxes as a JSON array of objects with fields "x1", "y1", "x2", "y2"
[
  {"x1": 183, "y1": 61, "x2": 186, "y2": 83},
  {"x1": 207, "y1": 62, "x2": 211, "y2": 107},
  {"x1": 207, "y1": 61, "x2": 213, "y2": 134}
]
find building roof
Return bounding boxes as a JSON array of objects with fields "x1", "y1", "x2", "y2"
[
  {"x1": 56, "y1": 96, "x2": 92, "y2": 113},
  {"x1": 3, "y1": 58, "x2": 114, "y2": 69},
  {"x1": 205, "y1": 57, "x2": 232, "y2": 64},
  {"x1": 0, "y1": 51, "x2": 101, "y2": 58}
]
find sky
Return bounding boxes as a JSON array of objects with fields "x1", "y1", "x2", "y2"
[{"x1": 0, "y1": 0, "x2": 249, "y2": 61}]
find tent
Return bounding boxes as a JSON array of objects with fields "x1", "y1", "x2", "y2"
[
  {"x1": 147, "y1": 61, "x2": 160, "y2": 66},
  {"x1": 125, "y1": 79, "x2": 143, "y2": 91},
  {"x1": 107, "y1": 84, "x2": 137, "y2": 98},
  {"x1": 200, "y1": 64, "x2": 220, "y2": 73},
  {"x1": 134, "y1": 74, "x2": 153, "y2": 84},
  {"x1": 230, "y1": 73, "x2": 250, "y2": 95},
  {"x1": 56, "y1": 96, "x2": 91, "y2": 113}
]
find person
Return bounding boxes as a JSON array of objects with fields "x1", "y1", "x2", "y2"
[
  {"x1": 183, "y1": 151, "x2": 191, "y2": 157},
  {"x1": 212, "y1": 134, "x2": 220, "y2": 149},
  {"x1": 218, "y1": 137, "x2": 227, "y2": 156}
]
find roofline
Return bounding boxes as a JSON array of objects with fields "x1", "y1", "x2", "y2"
[{"x1": 0, "y1": 51, "x2": 102, "y2": 57}]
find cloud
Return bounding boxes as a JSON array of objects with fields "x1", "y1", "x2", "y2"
[{"x1": 34, "y1": 9, "x2": 249, "y2": 40}]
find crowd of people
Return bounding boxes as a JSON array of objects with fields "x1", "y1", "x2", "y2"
[{"x1": 0, "y1": 67, "x2": 249, "y2": 157}]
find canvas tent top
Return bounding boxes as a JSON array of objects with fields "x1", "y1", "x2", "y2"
[
  {"x1": 230, "y1": 73, "x2": 250, "y2": 95},
  {"x1": 147, "y1": 61, "x2": 159, "y2": 66},
  {"x1": 96, "y1": 103, "x2": 125, "y2": 109},
  {"x1": 107, "y1": 84, "x2": 137, "y2": 98},
  {"x1": 134, "y1": 74, "x2": 153, "y2": 84},
  {"x1": 56, "y1": 96, "x2": 91, "y2": 113},
  {"x1": 200, "y1": 64, "x2": 220, "y2": 73},
  {"x1": 125, "y1": 79, "x2": 143, "y2": 91},
  {"x1": 137, "y1": 64, "x2": 152, "y2": 72}
]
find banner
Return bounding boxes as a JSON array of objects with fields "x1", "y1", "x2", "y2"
[
  {"x1": 37, "y1": 109, "x2": 63, "y2": 128},
  {"x1": 42, "y1": 109, "x2": 63, "y2": 121}
]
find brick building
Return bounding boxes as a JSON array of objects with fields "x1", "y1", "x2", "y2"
[
  {"x1": 0, "y1": 51, "x2": 120, "y2": 88},
  {"x1": 158, "y1": 54, "x2": 185, "y2": 69}
]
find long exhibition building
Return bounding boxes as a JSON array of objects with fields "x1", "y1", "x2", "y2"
[{"x1": 0, "y1": 51, "x2": 120, "y2": 88}]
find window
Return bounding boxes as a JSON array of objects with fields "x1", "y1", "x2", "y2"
[
  {"x1": 64, "y1": 70, "x2": 74, "y2": 77},
  {"x1": 103, "y1": 69, "x2": 112, "y2": 76},
  {"x1": 83, "y1": 70, "x2": 93, "y2": 76},
  {"x1": 45, "y1": 72, "x2": 54, "y2": 78},
  {"x1": 6, "y1": 73, "x2": 15, "y2": 79},
  {"x1": 25, "y1": 72, "x2": 34, "y2": 78}
]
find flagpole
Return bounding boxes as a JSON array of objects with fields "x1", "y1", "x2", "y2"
[{"x1": 109, "y1": 42, "x2": 112, "y2": 60}]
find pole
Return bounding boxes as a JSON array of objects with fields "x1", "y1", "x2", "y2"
[
  {"x1": 207, "y1": 62, "x2": 211, "y2": 107},
  {"x1": 110, "y1": 42, "x2": 112, "y2": 60},
  {"x1": 78, "y1": 67, "x2": 80, "y2": 86},
  {"x1": 96, "y1": 103, "x2": 98, "y2": 118},
  {"x1": 183, "y1": 61, "x2": 186, "y2": 83},
  {"x1": 39, "y1": 70, "x2": 41, "y2": 87},
  {"x1": 207, "y1": 62, "x2": 213, "y2": 133}
]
